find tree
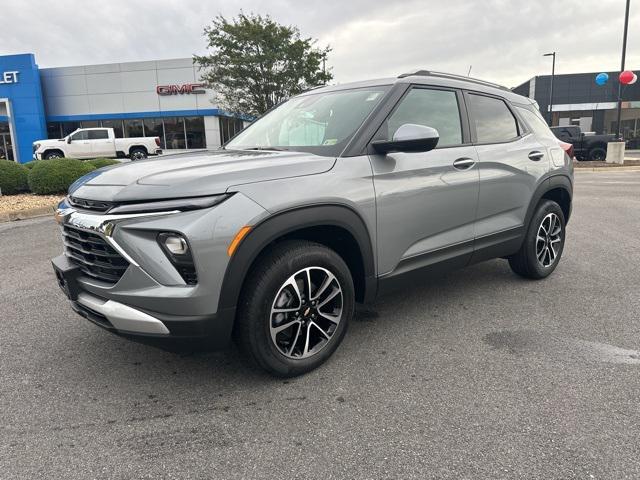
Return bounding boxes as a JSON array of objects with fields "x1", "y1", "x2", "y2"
[{"x1": 195, "y1": 13, "x2": 332, "y2": 117}]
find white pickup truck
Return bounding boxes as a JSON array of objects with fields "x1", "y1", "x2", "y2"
[{"x1": 33, "y1": 128, "x2": 162, "y2": 161}]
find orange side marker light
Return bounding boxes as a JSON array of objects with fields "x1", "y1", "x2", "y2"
[{"x1": 227, "y1": 226, "x2": 252, "y2": 256}]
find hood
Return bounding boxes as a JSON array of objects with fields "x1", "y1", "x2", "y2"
[
  {"x1": 69, "y1": 149, "x2": 336, "y2": 202},
  {"x1": 35, "y1": 138, "x2": 65, "y2": 147}
]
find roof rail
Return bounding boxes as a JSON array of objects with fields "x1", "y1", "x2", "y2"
[{"x1": 397, "y1": 69, "x2": 510, "y2": 92}]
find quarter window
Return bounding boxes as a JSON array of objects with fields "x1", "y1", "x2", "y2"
[
  {"x1": 384, "y1": 88, "x2": 463, "y2": 147},
  {"x1": 468, "y1": 94, "x2": 519, "y2": 143},
  {"x1": 516, "y1": 107, "x2": 557, "y2": 142}
]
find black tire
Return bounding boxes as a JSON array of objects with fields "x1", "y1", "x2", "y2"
[
  {"x1": 235, "y1": 240, "x2": 354, "y2": 377},
  {"x1": 44, "y1": 150, "x2": 64, "y2": 160},
  {"x1": 589, "y1": 147, "x2": 606, "y2": 161},
  {"x1": 508, "y1": 200, "x2": 566, "y2": 279},
  {"x1": 129, "y1": 148, "x2": 148, "y2": 160}
]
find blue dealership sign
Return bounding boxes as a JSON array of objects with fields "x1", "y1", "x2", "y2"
[{"x1": 0, "y1": 54, "x2": 47, "y2": 163}]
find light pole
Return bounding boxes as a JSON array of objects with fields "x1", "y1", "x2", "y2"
[
  {"x1": 615, "y1": 0, "x2": 631, "y2": 140},
  {"x1": 543, "y1": 52, "x2": 556, "y2": 125}
]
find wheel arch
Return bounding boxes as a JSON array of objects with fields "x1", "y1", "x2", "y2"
[
  {"x1": 42, "y1": 148, "x2": 65, "y2": 159},
  {"x1": 525, "y1": 174, "x2": 573, "y2": 227},
  {"x1": 218, "y1": 204, "x2": 377, "y2": 312},
  {"x1": 128, "y1": 145, "x2": 148, "y2": 155}
]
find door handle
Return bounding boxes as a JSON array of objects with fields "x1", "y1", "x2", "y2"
[
  {"x1": 452, "y1": 157, "x2": 476, "y2": 170},
  {"x1": 528, "y1": 151, "x2": 545, "y2": 161}
]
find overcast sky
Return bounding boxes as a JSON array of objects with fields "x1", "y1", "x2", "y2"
[{"x1": 2, "y1": 0, "x2": 638, "y2": 88}]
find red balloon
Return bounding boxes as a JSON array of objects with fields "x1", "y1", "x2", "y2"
[{"x1": 619, "y1": 70, "x2": 635, "y2": 85}]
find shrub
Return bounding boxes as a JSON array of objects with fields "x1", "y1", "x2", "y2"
[
  {"x1": 85, "y1": 158, "x2": 120, "y2": 169},
  {"x1": 22, "y1": 161, "x2": 38, "y2": 170},
  {"x1": 28, "y1": 159, "x2": 96, "y2": 195},
  {"x1": 0, "y1": 160, "x2": 29, "y2": 195}
]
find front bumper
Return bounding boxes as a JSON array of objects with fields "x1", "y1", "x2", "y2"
[{"x1": 52, "y1": 193, "x2": 267, "y2": 346}]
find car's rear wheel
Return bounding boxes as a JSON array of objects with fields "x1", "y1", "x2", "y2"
[
  {"x1": 589, "y1": 147, "x2": 606, "y2": 161},
  {"x1": 235, "y1": 240, "x2": 354, "y2": 377},
  {"x1": 129, "y1": 148, "x2": 148, "y2": 160},
  {"x1": 508, "y1": 200, "x2": 566, "y2": 279}
]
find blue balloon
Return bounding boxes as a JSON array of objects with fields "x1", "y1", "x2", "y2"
[{"x1": 595, "y1": 72, "x2": 609, "y2": 86}]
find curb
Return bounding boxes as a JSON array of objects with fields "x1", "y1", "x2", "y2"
[
  {"x1": 575, "y1": 166, "x2": 640, "y2": 173},
  {"x1": 0, "y1": 205, "x2": 55, "y2": 223}
]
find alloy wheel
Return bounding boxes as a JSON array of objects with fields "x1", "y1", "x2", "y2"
[
  {"x1": 270, "y1": 267, "x2": 343, "y2": 359},
  {"x1": 536, "y1": 212, "x2": 562, "y2": 268}
]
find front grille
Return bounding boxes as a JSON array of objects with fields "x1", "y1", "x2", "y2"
[
  {"x1": 68, "y1": 196, "x2": 114, "y2": 213},
  {"x1": 62, "y1": 225, "x2": 129, "y2": 284}
]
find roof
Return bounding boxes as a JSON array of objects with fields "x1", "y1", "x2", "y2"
[{"x1": 305, "y1": 69, "x2": 532, "y2": 105}]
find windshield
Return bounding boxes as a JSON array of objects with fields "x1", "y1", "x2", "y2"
[{"x1": 226, "y1": 86, "x2": 389, "y2": 156}]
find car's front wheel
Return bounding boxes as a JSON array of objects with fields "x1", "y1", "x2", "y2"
[
  {"x1": 235, "y1": 240, "x2": 354, "y2": 377},
  {"x1": 44, "y1": 151, "x2": 64, "y2": 160},
  {"x1": 508, "y1": 199, "x2": 566, "y2": 279}
]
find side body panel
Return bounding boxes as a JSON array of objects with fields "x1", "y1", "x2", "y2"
[
  {"x1": 473, "y1": 133, "x2": 550, "y2": 239},
  {"x1": 369, "y1": 146, "x2": 479, "y2": 275}
]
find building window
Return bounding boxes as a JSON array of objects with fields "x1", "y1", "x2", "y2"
[
  {"x1": 184, "y1": 116, "x2": 206, "y2": 149},
  {"x1": 164, "y1": 117, "x2": 186, "y2": 149},
  {"x1": 81, "y1": 120, "x2": 101, "y2": 128},
  {"x1": 102, "y1": 120, "x2": 124, "y2": 138},
  {"x1": 47, "y1": 122, "x2": 63, "y2": 139},
  {"x1": 62, "y1": 122, "x2": 81, "y2": 136},
  {"x1": 143, "y1": 118, "x2": 164, "y2": 148},
  {"x1": 219, "y1": 116, "x2": 244, "y2": 144},
  {"x1": 124, "y1": 119, "x2": 144, "y2": 138}
]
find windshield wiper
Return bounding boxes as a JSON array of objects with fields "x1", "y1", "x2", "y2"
[{"x1": 243, "y1": 146, "x2": 289, "y2": 152}]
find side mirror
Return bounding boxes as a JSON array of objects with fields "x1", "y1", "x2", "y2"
[
  {"x1": 372, "y1": 124, "x2": 440, "y2": 153},
  {"x1": 67, "y1": 137, "x2": 72, "y2": 144}
]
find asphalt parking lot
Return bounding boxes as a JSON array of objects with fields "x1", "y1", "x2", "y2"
[{"x1": 1, "y1": 170, "x2": 640, "y2": 479}]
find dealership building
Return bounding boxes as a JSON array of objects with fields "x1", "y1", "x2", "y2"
[
  {"x1": 0, "y1": 53, "x2": 246, "y2": 164},
  {"x1": 513, "y1": 70, "x2": 640, "y2": 147}
]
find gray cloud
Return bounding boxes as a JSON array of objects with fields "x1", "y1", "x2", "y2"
[{"x1": 1, "y1": 0, "x2": 638, "y2": 88}]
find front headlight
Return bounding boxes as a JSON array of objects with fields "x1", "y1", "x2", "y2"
[
  {"x1": 107, "y1": 194, "x2": 231, "y2": 215},
  {"x1": 33, "y1": 143, "x2": 41, "y2": 150}
]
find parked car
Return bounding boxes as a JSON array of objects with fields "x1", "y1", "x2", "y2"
[
  {"x1": 550, "y1": 125, "x2": 615, "y2": 161},
  {"x1": 33, "y1": 127, "x2": 162, "y2": 161},
  {"x1": 51, "y1": 70, "x2": 574, "y2": 377}
]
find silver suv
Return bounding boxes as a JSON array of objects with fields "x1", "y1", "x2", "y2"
[{"x1": 52, "y1": 70, "x2": 573, "y2": 376}]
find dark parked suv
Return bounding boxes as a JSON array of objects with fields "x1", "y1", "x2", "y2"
[{"x1": 52, "y1": 70, "x2": 573, "y2": 376}]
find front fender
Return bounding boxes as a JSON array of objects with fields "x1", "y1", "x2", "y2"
[{"x1": 217, "y1": 204, "x2": 376, "y2": 311}]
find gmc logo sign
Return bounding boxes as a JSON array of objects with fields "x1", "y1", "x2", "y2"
[{"x1": 156, "y1": 83, "x2": 206, "y2": 95}]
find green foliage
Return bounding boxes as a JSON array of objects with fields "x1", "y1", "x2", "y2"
[
  {"x1": 0, "y1": 160, "x2": 29, "y2": 195},
  {"x1": 85, "y1": 158, "x2": 120, "y2": 169},
  {"x1": 28, "y1": 159, "x2": 96, "y2": 195},
  {"x1": 22, "y1": 161, "x2": 38, "y2": 170},
  {"x1": 194, "y1": 13, "x2": 332, "y2": 116}
]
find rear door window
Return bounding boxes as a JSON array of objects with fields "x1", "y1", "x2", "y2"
[
  {"x1": 88, "y1": 129, "x2": 109, "y2": 140},
  {"x1": 467, "y1": 94, "x2": 519, "y2": 144}
]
